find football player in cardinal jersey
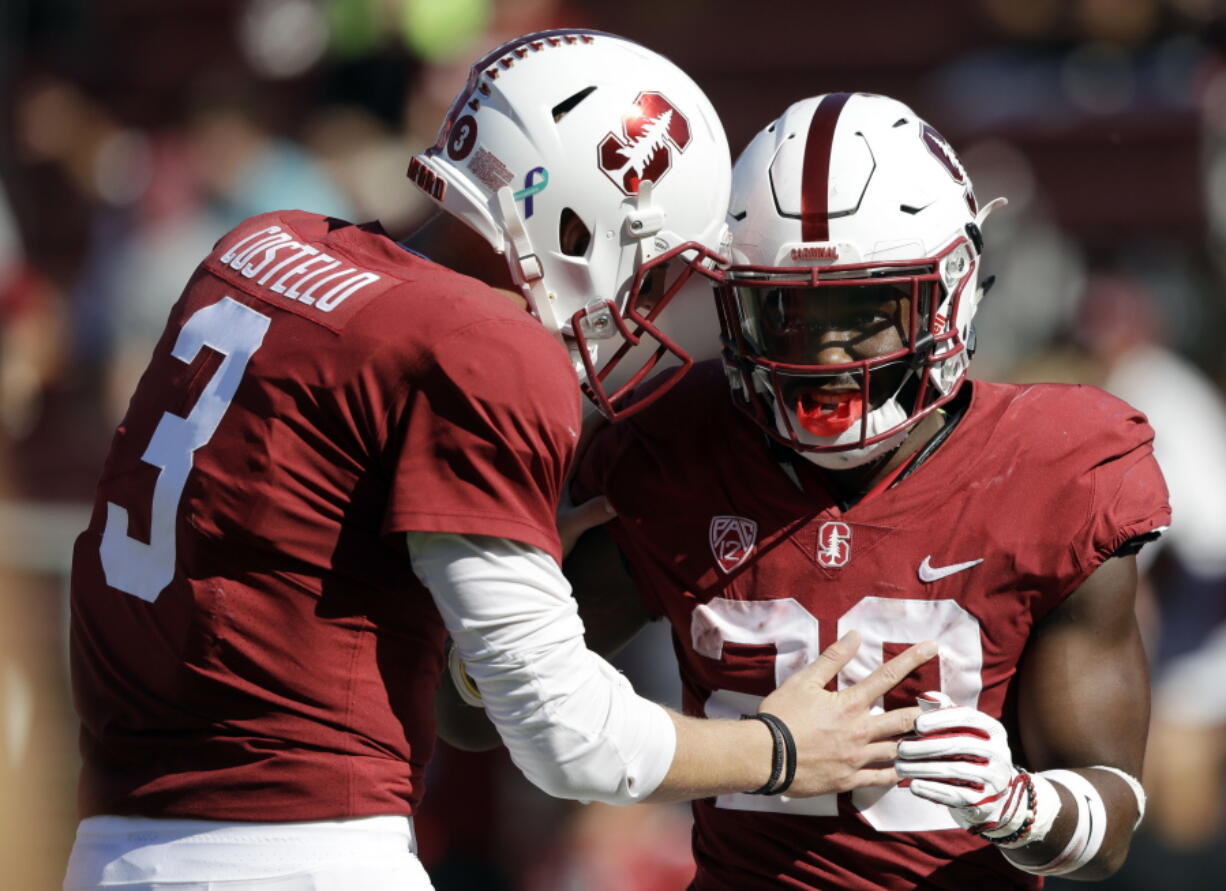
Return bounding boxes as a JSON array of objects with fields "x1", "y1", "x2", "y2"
[
  {"x1": 563, "y1": 93, "x2": 1170, "y2": 888},
  {"x1": 64, "y1": 37, "x2": 937, "y2": 891}
]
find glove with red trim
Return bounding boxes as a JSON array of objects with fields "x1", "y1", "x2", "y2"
[{"x1": 895, "y1": 691, "x2": 1036, "y2": 844}]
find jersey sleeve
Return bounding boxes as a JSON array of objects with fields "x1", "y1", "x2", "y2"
[
  {"x1": 1072, "y1": 427, "x2": 1171, "y2": 583},
  {"x1": 384, "y1": 317, "x2": 580, "y2": 564},
  {"x1": 1059, "y1": 391, "x2": 1171, "y2": 597}
]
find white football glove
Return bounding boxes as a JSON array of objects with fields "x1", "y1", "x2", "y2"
[{"x1": 896, "y1": 691, "x2": 1036, "y2": 844}]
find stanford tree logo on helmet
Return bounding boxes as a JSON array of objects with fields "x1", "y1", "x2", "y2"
[{"x1": 597, "y1": 92, "x2": 692, "y2": 195}]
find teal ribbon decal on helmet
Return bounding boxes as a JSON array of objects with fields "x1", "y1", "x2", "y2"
[{"x1": 513, "y1": 166, "x2": 549, "y2": 218}]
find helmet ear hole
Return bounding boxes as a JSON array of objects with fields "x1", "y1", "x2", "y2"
[{"x1": 560, "y1": 208, "x2": 592, "y2": 257}]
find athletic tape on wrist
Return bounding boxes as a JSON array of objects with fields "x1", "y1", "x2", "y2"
[
  {"x1": 447, "y1": 642, "x2": 485, "y2": 707},
  {"x1": 1090, "y1": 765, "x2": 1147, "y2": 829},
  {"x1": 1007, "y1": 769, "x2": 1107, "y2": 876}
]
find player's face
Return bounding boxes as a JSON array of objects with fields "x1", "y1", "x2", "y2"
[
  {"x1": 754, "y1": 282, "x2": 910, "y2": 366},
  {"x1": 738, "y1": 280, "x2": 912, "y2": 404},
  {"x1": 730, "y1": 278, "x2": 918, "y2": 441}
]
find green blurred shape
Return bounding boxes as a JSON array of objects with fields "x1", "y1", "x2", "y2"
[
  {"x1": 400, "y1": 0, "x2": 490, "y2": 62},
  {"x1": 327, "y1": 0, "x2": 384, "y2": 58}
]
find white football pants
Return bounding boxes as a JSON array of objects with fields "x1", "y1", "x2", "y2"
[{"x1": 63, "y1": 815, "x2": 433, "y2": 890}]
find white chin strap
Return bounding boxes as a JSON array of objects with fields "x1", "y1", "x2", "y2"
[
  {"x1": 773, "y1": 396, "x2": 910, "y2": 469},
  {"x1": 494, "y1": 185, "x2": 556, "y2": 333}
]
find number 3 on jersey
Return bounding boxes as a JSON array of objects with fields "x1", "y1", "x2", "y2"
[
  {"x1": 101, "y1": 297, "x2": 270, "y2": 601},
  {"x1": 693, "y1": 595, "x2": 982, "y2": 831}
]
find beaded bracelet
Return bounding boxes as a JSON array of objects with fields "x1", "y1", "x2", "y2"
[{"x1": 974, "y1": 770, "x2": 1037, "y2": 846}]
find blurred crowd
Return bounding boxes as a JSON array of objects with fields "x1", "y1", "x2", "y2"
[{"x1": 1, "y1": 0, "x2": 1225, "y2": 888}]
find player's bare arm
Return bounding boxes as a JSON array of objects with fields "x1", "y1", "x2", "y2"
[
  {"x1": 1006, "y1": 553, "x2": 1148, "y2": 878},
  {"x1": 898, "y1": 554, "x2": 1148, "y2": 880}
]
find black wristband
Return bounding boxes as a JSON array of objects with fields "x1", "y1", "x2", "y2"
[
  {"x1": 741, "y1": 714, "x2": 782, "y2": 794},
  {"x1": 761, "y1": 712, "x2": 797, "y2": 795},
  {"x1": 741, "y1": 712, "x2": 796, "y2": 795}
]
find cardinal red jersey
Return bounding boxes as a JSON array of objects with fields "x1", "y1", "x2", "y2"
[
  {"x1": 70, "y1": 211, "x2": 580, "y2": 822},
  {"x1": 574, "y1": 361, "x2": 1169, "y2": 890}
]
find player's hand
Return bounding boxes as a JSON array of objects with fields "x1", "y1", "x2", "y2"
[
  {"x1": 558, "y1": 492, "x2": 616, "y2": 558},
  {"x1": 895, "y1": 691, "x2": 1027, "y2": 835},
  {"x1": 756, "y1": 631, "x2": 936, "y2": 797}
]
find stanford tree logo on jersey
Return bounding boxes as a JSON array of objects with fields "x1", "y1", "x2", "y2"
[
  {"x1": 598, "y1": 92, "x2": 692, "y2": 195},
  {"x1": 817, "y1": 521, "x2": 852, "y2": 568}
]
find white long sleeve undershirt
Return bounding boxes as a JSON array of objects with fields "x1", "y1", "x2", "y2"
[{"x1": 407, "y1": 531, "x2": 676, "y2": 805}]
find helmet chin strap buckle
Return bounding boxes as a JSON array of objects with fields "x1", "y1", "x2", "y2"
[
  {"x1": 495, "y1": 186, "x2": 544, "y2": 282},
  {"x1": 518, "y1": 254, "x2": 544, "y2": 281},
  {"x1": 495, "y1": 184, "x2": 564, "y2": 335}
]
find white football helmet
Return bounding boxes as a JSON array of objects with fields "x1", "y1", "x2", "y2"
[
  {"x1": 717, "y1": 92, "x2": 1006, "y2": 468},
  {"x1": 408, "y1": 30, "x2": 731, "y2": 418}
]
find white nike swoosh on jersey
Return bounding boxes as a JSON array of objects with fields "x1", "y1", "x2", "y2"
[{"x1": 917, "y1": 556, "x2": 984, "y2": 583}]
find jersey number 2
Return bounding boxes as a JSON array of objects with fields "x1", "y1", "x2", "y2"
[
  {"x1": 692, "y1": 595, "x2": 983, "y2": 832},
  {"x1": 100, "y1": 297, "x2": 271, "y2": 601}
]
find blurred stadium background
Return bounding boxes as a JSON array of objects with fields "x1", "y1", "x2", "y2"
[{"x1": 2, "y1": 0, "x2": 1226, "y2": 888}]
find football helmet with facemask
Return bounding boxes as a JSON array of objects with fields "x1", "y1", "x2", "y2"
[
  {"x1": 409, "y1": 30, "x2": 731, "y2": 418},
  {"x1": 716, "y1": 92, "x2": 1005, "y2": 468}
]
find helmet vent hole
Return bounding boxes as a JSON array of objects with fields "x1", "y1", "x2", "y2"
[
  {"x1": 731, "y1": 210, "x2": 747, "y2": 221},
  {"x1": 552, "y1": 86, "x2": 598, "y2": 122},
  {"x1": 560, "y1": 208, "x2": 592, "y2": 256},
  {"x1": 767, "y1": 123, "x2": 776, "y2": 133},
  {"x1": 893, "y1": 118, "x2": 909, "y2": 127}
]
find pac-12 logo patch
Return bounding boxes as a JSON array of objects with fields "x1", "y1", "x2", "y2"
[
  {"x1": 598, "y1": 91, "x2": 691, "y2": 195},
  {"x1": 710, "y1": 515, "x2": 757, "y2": 574},
  {"x1": 817, "y1": 521, "x2": 852, "y2": 568}
]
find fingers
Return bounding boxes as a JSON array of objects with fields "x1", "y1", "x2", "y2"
[
  {"x1": 865, "y1": 706, "x2": 922, "y2": 740},
  {"x1": 805, "y1": 630, "x2": 861, "y2": 687},
  {"x1": 904, "y1": 777, "x2": 977, "y2": 808},
  {"x1": 558, "y1": 495, "x2": 617, "y2": 557},
  {"x1": 567, "y1": 495, "x2": 617, "y2": 533},
  {"x1": 842, "y1": 766, "x2": 903, "y2": 791},
  {"x1": 914, "y1": 705, "x2": 1002, "y2": 739},
  {"x1": 897, "y1": 734, "x2": 999, "y2": 763},
  {"x1": 895, "y1": 756, "x2": 995, "y2": 787},
  {"x1": 861, "y1": 740, "x2": 903, "y2": 765},
  {"x1": 846, "y1": 640, "x2": 938, "y2": 707},
  {"x1": 917, "y1": 690, "x2": 954, "y2": 712}
]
